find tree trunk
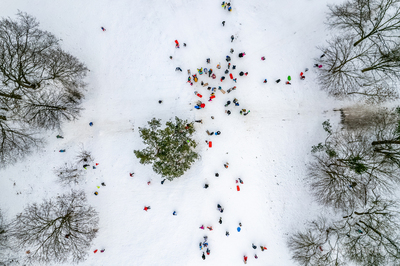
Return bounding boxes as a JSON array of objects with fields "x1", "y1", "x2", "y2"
[
  {"x1": 0, "y1": 92, "x2": 22, "y2": 99},
  {"x1": 372, "y1": 140, "x2": 400, "y2": 145},
  {"x1": 361, "y1": 66, "x2": 374, "y2": 73}
]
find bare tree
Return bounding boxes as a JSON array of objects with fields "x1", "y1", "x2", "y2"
[
  {"x1": 287, "y1": 216, "x2": 345, "y2": 266},
  {"x1": 326, "y1": 0, "x2": 400, "y2": 47},
  {"x1": 317, "y1": 36, "x2": 399, "y2": 103},
  {"x1": 0, "y1": 209, "x2": 19, "y2": 266},
  {"x1": 0, "y1": 12, "x2": 88, "y2": 168},
  {"x1": 288, "y1": 197, "x2": 400, "y2": 266},
  {"x1": 339, "y1": 106, "x2": 400, "y2": 166},
  {"x1": 0, "y1": 119, "x2": 43, "y2": 167},
  {"x1": 55, "y1": 150, "x2": 93, "y2": 185},
  {"x1": 75, "y1": 149, "x2": 94, "y2": 166},
  {"x1": 55, "y1": 163, "x2": 84, "y2": 185},
  {"x1": 8, "y1": 190, "x2": 98, "y2": 264},
  {"x1": 0, "y1": 208, "x2": 8, "y2": 252},
  {"x1": 19, "y1": 90, "x2": 83, "y2": 130},
  {"x1": 308, "y1": 116, "x2": 400, "y2": 211}
]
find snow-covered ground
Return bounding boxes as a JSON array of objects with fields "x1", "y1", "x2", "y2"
[{"x1": 0, "y1": 0, "x2": 344, "y2": 265}]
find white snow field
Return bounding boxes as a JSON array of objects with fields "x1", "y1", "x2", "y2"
[{"x1": 0, "y1": 0, "x2": 345, "y2": 265}]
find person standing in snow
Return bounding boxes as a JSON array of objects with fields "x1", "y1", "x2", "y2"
[
  {"x1": 204, "y1": 184, "x2": 209, "y2": 189},
  {"x1": 219, "y1": 217, "x2": 222, "y2": 224},
  {"x1": 244, "y1": 256, "x2": 248, "y2": 264},
  {"x1": 238, "y1": 52, "x2": 246, "y2": 58},
  {"x1": 144, "y1": 206, "x2": 151, "y2": 211},
  {"x1": 239, "y1": 71, "x2": 244, "y2": 76},
  {"x1": 252, "y1": 243, "x2": 257, "y2": 249},
  {"x1": 226, "y1": 56, "x2": 231, "y2": 62},
  {"x1": 231, "y1": 35, "x2": 234, "y2": 42},
  {"x1": 208, "y1": 69, "x2": 212, "y2": 77},
  {"x1": 176, "y1": 67, "x2": 182, "y2": 72},
  {"x1": 276, "y1": 79, "x2": 281, "y2": 83},
  {"x1": 226, "y1": 231, "x2": 230, "y2": 236},
  {"x1": 222, "y1": 21, "x2": 225, "y2": 26},
  {"x1": 56, "y1": 135, "x2": 64, "y2": 139},
  {"x1": 101, "y1": 27, "x2": 106, "y2": 31},
  {"x1": 161, "y1": 179, "x2": 166, "y2": 184},
  {"x1": 226, "y1": 110, "x2": 231, "y2": 115},
  {"x1": 206, "y1": 248, "x2": 210, "y2": 255},
  {"x1": 263, "y1": 79, "x2": 267, "y2": 83},
  {"x1": 202, "y1": 252, "x2": 206, "y2": 260},
  {"x1": 173, "y1": 211, "x2": 177, "y2": 216}
]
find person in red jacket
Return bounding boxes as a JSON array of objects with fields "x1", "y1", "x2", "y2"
[
  {"x1": 144, "y1": 206, "x2": 151, "y2": 211},
  {"x1": 244, "y1": 255, "x2": 248, "y2": 263}
]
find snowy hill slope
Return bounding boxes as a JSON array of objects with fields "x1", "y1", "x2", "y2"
[{"x1": 0, "y1": 0, "x2": 343, "y2": 265}]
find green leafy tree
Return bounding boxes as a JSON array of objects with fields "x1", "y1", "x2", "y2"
[{"x1": 134, "y1": 117, "x2": 198, "y2": 180}]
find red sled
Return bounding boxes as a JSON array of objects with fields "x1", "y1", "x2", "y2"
[
  {"x1": 196, "y1": 93, "x2": 202, "y2": 98},
  {"x1": 175, "y1": 40, "x2": 179, "y2": 45},
  {"x1": 209, "y1": 141, "x2": 212, "y2": 148},
  {"x1": 230, "y1": 73, "x2": 233, "y2": 79},
  {"x1": 237, "y1": 185, "x2": 240, "y2": 191}
]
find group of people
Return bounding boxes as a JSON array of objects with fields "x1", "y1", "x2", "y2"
[
  {"x1": 185, "y1": 52, "x2": 250, "y2": 116},
  {"x1": 169, "y1": 4, "x2": 279, "y2": 263}
]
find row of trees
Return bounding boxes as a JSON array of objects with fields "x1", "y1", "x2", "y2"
[
  {"x1": 287, "y1": 106, "x2": 400, "y2": 265},
  {"x1": 318, "y1": 0, "x2": 400, "y2": 103},
  {"x1": 0, "y1": 190, "x2": 98, "y2": 265},
  {"x1": 0, "y1": 12, "x2": 88, "y2": 168}
]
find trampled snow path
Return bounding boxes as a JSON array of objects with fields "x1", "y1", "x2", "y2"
[{"x1": 0, "y1": 0, "x2": 344, "y2": 265}]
